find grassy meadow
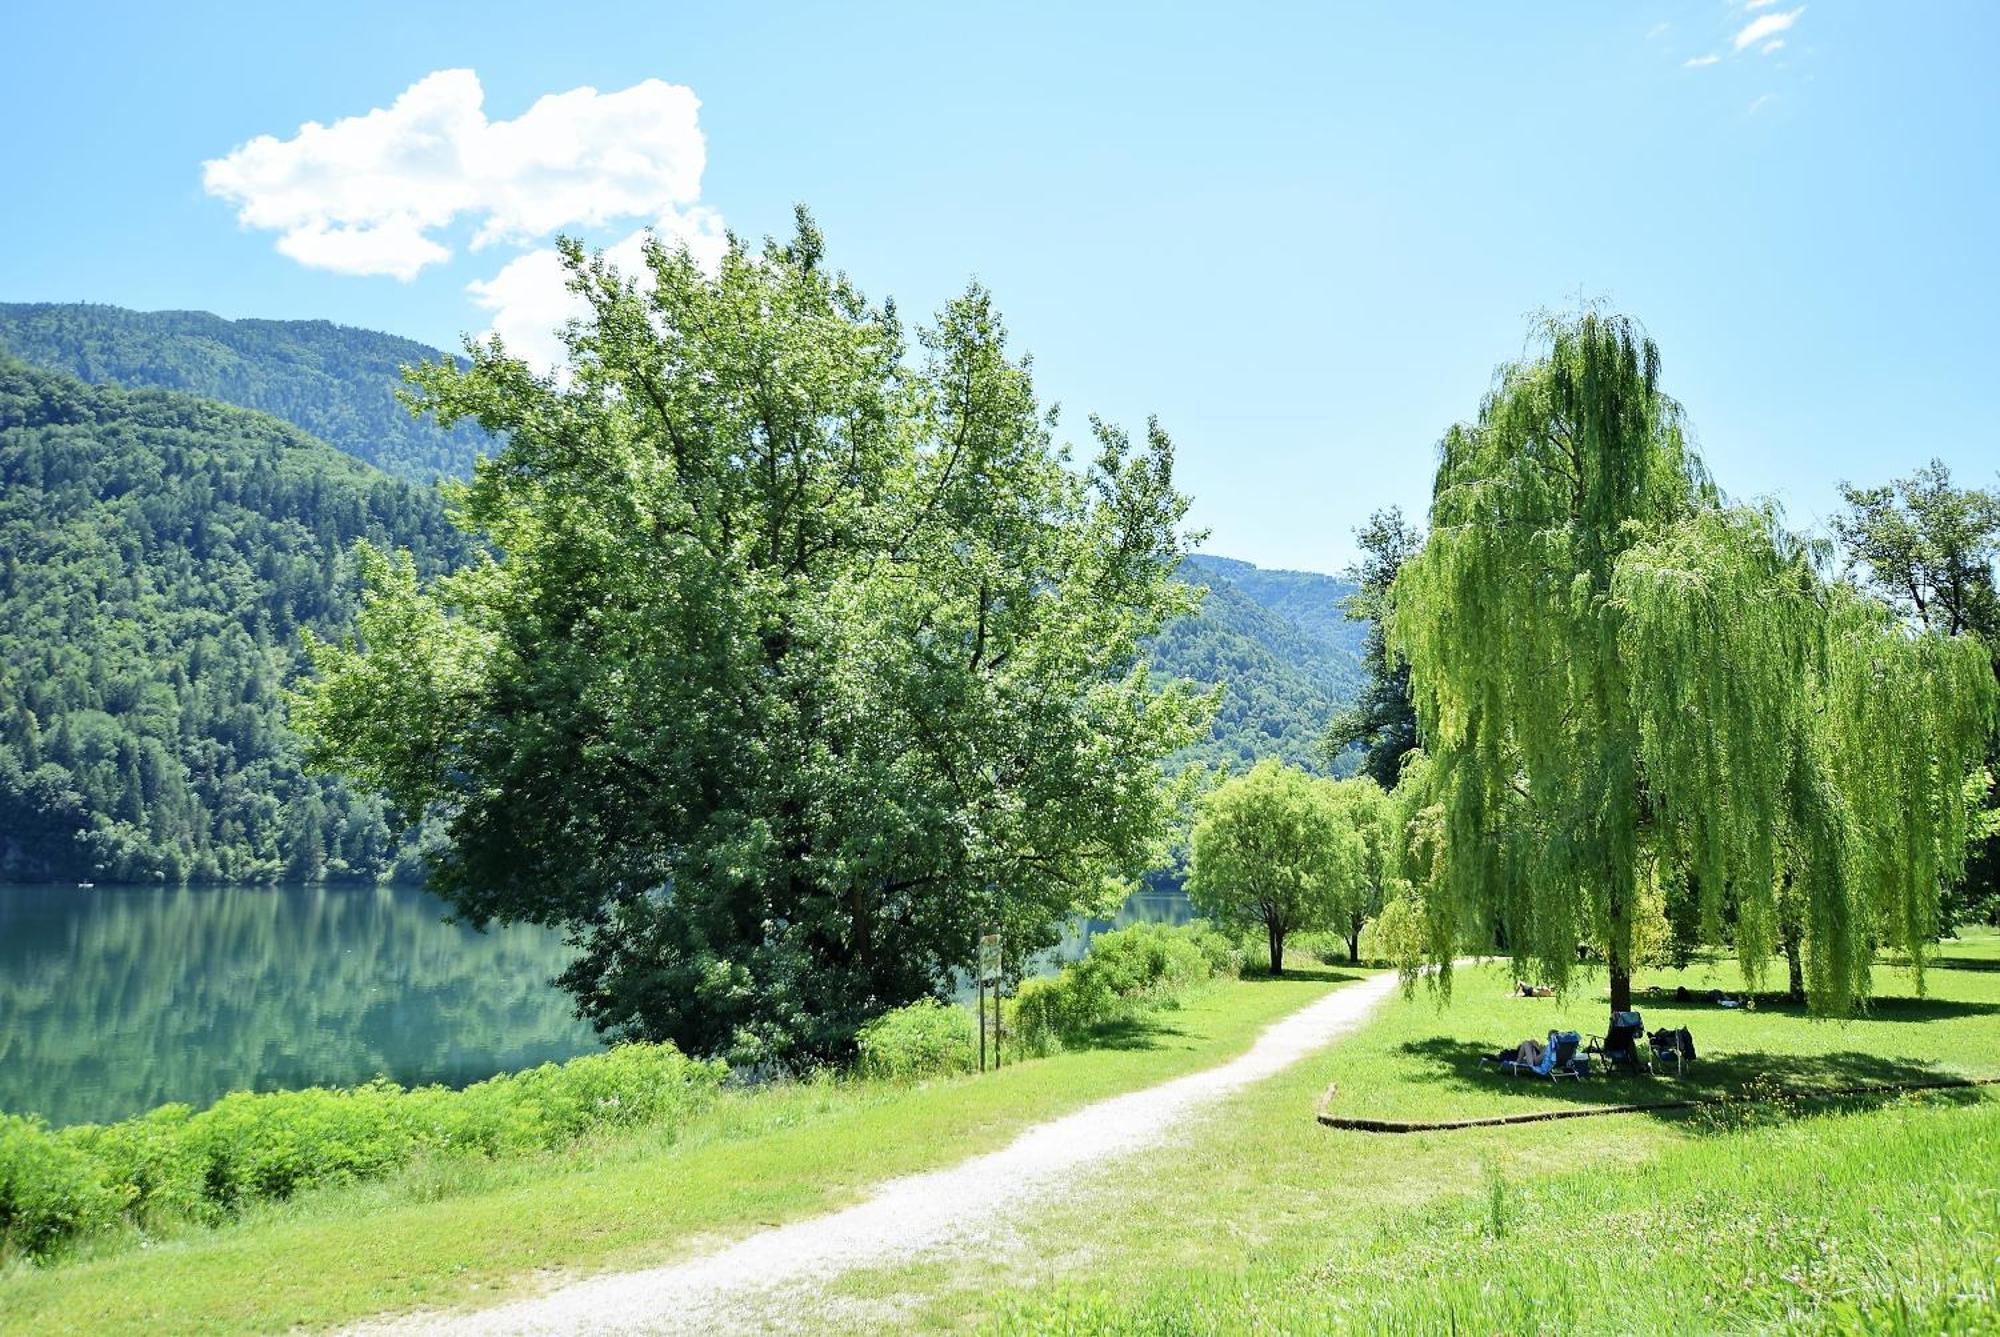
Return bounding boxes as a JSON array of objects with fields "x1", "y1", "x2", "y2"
[{"x1": 817, "y1": 932, "x2": 2000, "y2": 1335}]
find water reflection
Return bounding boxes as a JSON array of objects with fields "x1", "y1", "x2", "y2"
[
  {"x1": 0, "y1": 883, "x2": 598, "y2": 1127},
  {"x1": 0, "y1": 882, "x2": 1199, "y2": 1126},
  {"x1": 1047, "y1": 889, "x2": 1194, "y2": 965}
]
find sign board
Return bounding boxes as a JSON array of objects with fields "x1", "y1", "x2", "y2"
[{"x1": 977, "y1": 932, "x2": 1003, "y2": 984}]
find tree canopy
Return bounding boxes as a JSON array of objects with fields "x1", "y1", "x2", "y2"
[
  {"x1": 1833, "y1": 460, "x2": 2000, "y2": 927},
  {"x1": 1325, "y1": 507, "x2": 1422, "y2": 787},
  {"x1": 1186, "y1": 759, "x2": 1365, "y2": 973},
  {"x1": 295, "y1": 213, "x2": 1212, "y2": 1065},
  {"x1": 1389, "y1": 311, "x2": 1996, "y2": 1014}
]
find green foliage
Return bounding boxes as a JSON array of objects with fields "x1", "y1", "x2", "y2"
[
  {"x1": 854, "y1": 1000, "x2": 976, "y2": 1082},
  {"x1": 294, "y1": 214, "x2": 1212, "y2": 1067},
  {"x1": 0, "y1": 1043, "x2": 723, "y2": 1263},
  {"x1": 1389, "y1": 311, "x2": 1998, "y2": 1012},
  {"x1": 1149, "y1": 557, "x2": 1363, "y2": 774},
  {"x1": 1187, "y1": 760, "x2": 1367, "y2": 973},
  {"x1": 1007, "y1": 921, "x2": 1240, "y2": 1055},
  {"x1": 1834, "y1": 458, "x2": 2000, "y2": 929},
  {"x1": 0, "y1": 359, "x2": 468, "y2": 884},
  {"x1": 1180, "y1": 554, "x2": 1368, "y2": 652},
  {"x1": 0, "y1": 303, "x2": 488, "y2": 483},
  {"x1": 1323, "y1": 507, "x2": 1423, "y2": 787}
]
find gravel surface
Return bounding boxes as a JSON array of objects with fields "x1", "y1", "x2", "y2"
[{"x1": 353, "y1": 971, "x2": 1399, "y2": 1335}]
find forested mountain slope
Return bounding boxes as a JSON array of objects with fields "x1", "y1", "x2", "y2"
[
  {"x1": 0, "y1": 303, "x2": 487, "y2": 483},
  {"x1": 1181, "y1": 553, "x2": 1365, "y2": 656},
  {"x1": 0, "y1": 360, "x2": 469, "y2": 883},
  {"x1": 1151, "y1": 557, "x2": 1363, "y2": 773}
]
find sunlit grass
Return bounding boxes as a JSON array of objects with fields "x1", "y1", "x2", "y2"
[{"x1": 817, "y1": 934, "x2": 2000, "y2": 1335}]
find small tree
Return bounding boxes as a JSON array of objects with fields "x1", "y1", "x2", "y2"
[
  {"x1": 1326, "y1": 775, "x2": 1396, "y2": 962},
  {"x1": 1187, "y1": 760, "x2": 1362, "y2": 974}
]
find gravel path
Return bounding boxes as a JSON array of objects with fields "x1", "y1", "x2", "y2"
[{"x1": 355, "y1": 970, "x2": 1400, "y2": 1336}]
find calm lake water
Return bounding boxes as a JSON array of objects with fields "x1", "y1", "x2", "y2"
[
  {"x1": 0, "y1": 881, "x2": 1192, "y2": 1127},
  {"x1": 0, "y1": 882, "x2": 598, "y2": 1127}
]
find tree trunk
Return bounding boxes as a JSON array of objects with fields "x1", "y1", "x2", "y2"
[
  {"x1": 1607, "y1": 879, "x2": 1633, "y2": 1013},
  {"x1": 1267, "y1": 920, "x2": 1285, "y2": 976},
  {"x1": 1783, "y1": 931, "x2": 1805, "y2": 1005},
  {"x1": 1346, "y1": 911, "x2": 1363, "y2": 965}
]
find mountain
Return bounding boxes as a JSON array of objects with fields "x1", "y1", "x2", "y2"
[
  {"x1": 1181, "y1": 554, "x2": 1365, "y2": 654},
  {"x1": 1151, "y1": 555, "x2": 1364, "y2": 773},
  {"x1": 0, "y1": 303, "x2": 486, "y2": 483},
  {"x1": 0, "y1": 359, "x2": 470, "y2": 883}
]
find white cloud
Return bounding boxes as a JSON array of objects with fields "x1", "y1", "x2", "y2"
[
  {"x1": 1761, "y1": 39, "x2": 1787, "y2": 54},
  {"x1": 1735, "y1": 7, "x2": 1804, "y2": 51},
  {"x1": 1745, "y1": 0, "x2": 1781, "y2": 8},
  {"x1": 203, "y1": 70, "x2": 709, "y2": 281},
  {"x1": 1684, "y1": 53, "x2": 1720, "y2": 67},
  {"x1": 1748, "y1": 93, "x2": 1776, "y2": 114},
  {"x1": 1647, "y1": 22, "x2": 1670, "y2": 40},
  {"x1": 466, "y1": 209, "x2": 728, "y2": 371}
]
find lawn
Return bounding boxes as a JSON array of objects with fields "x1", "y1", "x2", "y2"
[
  {"x1": 0, "y1": 968, "x2": 1351, "y2": 1337},
  {"x1": 811, "y1": 931, "x2": 2000, "y2": 1335}
]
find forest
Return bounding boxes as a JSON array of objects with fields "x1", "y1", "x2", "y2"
[
  {"x1": 0, "y1": 359, "x2": 467, "y2": 883},
  {"x1": 0, "y1": 304, "x2": 488, "y2": 483}
]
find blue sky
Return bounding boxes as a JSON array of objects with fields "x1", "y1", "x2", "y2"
[{"x1": 4, "y1": 2, "x2": 1995, "y2": 573}]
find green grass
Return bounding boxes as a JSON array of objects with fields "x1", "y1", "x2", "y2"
[
  {"x1": 0, "y1": 968, "x2": 1351, "y2": 1336},
  {"x1": 807, "y1": 931, "x2": 2000, "y2": 1335},
  {"x1": 1316, "y1": 950, "x2": 2000, "y2": 1124}
]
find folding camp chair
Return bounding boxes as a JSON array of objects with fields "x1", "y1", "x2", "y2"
[{"x1": 1587, "y1": 1011, "x2": 1652, "y2": 1074}]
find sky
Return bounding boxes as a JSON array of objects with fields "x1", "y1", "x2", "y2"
[{"x1": 3, "y1": 1, "x2": 1996, "y2": 575}]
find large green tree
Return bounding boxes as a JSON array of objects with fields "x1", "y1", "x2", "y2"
[
  {"x1": 1833, "y1": 459, "x2": 2000, "y2": 927},
  {"x1": 1186, "y1": 760, "x2": 1363, "y2": 974},
  {"x1": 294, "y1": 213, "x2": 1211, "y2": 1065},
  {"x1": 1389, "y1": 312, "x2": 1995, "y2": 1015}
]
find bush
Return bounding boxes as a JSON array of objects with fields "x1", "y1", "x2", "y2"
[
  {"x1": 1007, "y1": 922, "x2": 1240, "y2": 1056},
  {"x1": 1290, "y1": 929, "x2": 1350, "y2": 966},
  {"x1": 0, "y1": 1042, "x2": 724, "y2": 1263},
  {"x1": 855, "y1": 999, "x2": 976, "y2": 1081}
]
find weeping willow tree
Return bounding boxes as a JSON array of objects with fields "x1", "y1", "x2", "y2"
[{"x1": 1389, "y1": 311, "x2": 1996, "y2": 1015}]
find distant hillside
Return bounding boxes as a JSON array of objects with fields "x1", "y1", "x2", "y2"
[
  {"x1": 0, "y1": 359, "x2": 470, "y2": 883},
  {"x1": 0, "y1": 303, "x2": 487, "y2": 483},
  {"x1": 1181, "y1": 554, "x2": 1365, "y2": 655},
  {"x1": 1150, "y1": 555, "x2": 1363, "y2": 773}
]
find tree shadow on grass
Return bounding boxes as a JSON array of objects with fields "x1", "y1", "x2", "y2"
[
  {"x1": 1070, "y1": 1016, "x2": 1195, "y2": 1053},
  {"x1": 1878, "y1": 955, "x2": 2000, "y2": 974},
  {"x1": 1240, "y1": 966, "x2": 1369, "y2": 986},
  {"x1": 1393, "y1": 1035, "x2": 1992, "y2": 1129},
  {"x1": 1701, "y1": 992, "x2": 2000, "y2": 1022}
]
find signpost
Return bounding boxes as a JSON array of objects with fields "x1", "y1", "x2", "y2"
[{"x1": 977, "y1": 931, "x2": 1003, "y2": 1072}]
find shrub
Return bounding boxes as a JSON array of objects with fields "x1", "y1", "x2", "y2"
[
  {"x1": 0, "y1": 1042, "x2": 724, "y2": 1263},
  {"x1": 1006, "y1": 922, "x2": 1240, "y2": 1056},
  {"x1": 1290, "y1": 929, "x2": 1349, "y2": 966},
  {"x1": 855, "y1": 999, "x2": 976, "y2": 1081}
]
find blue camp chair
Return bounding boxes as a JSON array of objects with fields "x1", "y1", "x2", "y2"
[{"x1": 1493, "y1": 1029, "x2": 1585, "y2": 1081}]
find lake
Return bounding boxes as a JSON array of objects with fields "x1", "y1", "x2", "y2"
[{"x1": 0, "y1": 881, "x2": 1192, "y2": 1126}]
